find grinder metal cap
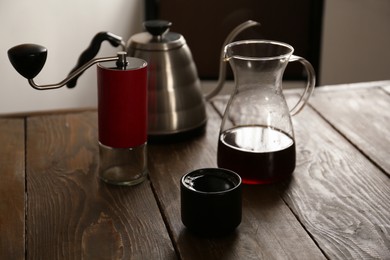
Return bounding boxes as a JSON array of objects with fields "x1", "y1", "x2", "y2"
[{"x1": 128, "y1": 20, "x2": 185, "y2": 51}]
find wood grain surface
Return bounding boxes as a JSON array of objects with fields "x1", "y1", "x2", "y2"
[
  {"x1": 290, "y1": 106, "x2": 390, "y2": 259},
  {"x1": 1, "y1": 81, "x2": 389, "y2": 260},
  {"x1": 382, "y1": 84, "x2": 390, "y2": 94},
  {"x1": 0, "y1": 118, "x2": 25, "y2": 260},
  {"x1": 310, "y1": 86, "x2": 390, "y2": 174},
  {"x1": 25, "y1": 112, "x2": 175, "y2": 259}
]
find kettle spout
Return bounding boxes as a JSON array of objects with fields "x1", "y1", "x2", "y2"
[{"x1": 204, "y1": 20, "x2": 261, "y2": 101}]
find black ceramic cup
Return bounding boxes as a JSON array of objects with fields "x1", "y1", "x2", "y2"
[{"x1": 180, "y1": 168, "x2": 242, "y2": 237}]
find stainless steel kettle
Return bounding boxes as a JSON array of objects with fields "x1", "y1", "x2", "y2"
[{"x1": 68, "y1": 20, "x2": 260, "y2": 139}]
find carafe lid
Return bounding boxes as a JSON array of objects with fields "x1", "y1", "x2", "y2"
[{"x1": 128, "y1": 20, "x2": 186, "y2": 51}]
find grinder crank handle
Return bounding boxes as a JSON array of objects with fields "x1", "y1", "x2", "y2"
[
  {"x1": 67, "y1": 32, "x2": 125, "y2": 88},
  {"x1": 8, "y1": 43, "x2": 125, "y2": 90}
]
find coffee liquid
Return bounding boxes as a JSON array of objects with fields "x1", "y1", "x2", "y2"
[
  {"x1": 191, "y1": 175, "x2": 235, "y2": 192},
  {"x1": 217, "y1": 125, "x2": 295, "y2": 184}
]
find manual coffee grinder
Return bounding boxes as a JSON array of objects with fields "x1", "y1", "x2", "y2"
[{"x1": 8, "y1": 44, "x2": 148, "y2": 186}]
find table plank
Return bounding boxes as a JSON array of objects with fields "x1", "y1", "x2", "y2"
[
  {"x1": 149, "y1": 104, "x2": 325, "y2": 259},
  {"x1": 287, "y1": 104, "x2": 390, "y2": 259},
  {"x1": 382, "y1": 84, "x2": 390, "y2": 94},
  {"x1": 310, "y1": 85, "x2": 390, "y2": 175},
  {"x1": 0, "y1": 118, "x2": 25, "y2": 260},
  {"x1": 26, "y1": 112, "x2": 175, "y2": 259}
]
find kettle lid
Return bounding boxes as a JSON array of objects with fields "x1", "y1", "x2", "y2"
[{"x1": 128, "y1": 20, "x2": 186, "y2": 51}]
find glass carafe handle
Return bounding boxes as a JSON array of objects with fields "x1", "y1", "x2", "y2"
[{"x1": 288, "y1": 55, "x2": 316, "y2": 116}]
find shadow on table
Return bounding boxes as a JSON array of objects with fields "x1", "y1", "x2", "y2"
[
  {"x1": 242, "y1": 176, "x2": 293, "y2": 205},
  {"x1": 176, "y1": 227, "x2": 241, "y2": 259}
]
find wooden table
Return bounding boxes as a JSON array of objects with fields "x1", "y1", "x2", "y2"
[{"x1": 1, "y1": 81, "x2": 389, "y2": 259}]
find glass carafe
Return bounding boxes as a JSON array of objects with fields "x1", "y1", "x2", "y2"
[{"x1": 217, "y1": 40, "x2": 315, "y2": 184}]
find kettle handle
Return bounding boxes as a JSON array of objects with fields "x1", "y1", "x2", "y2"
[
  {"x1": 66, "y1": 32, "x2": 125, "y2": 88},
  {"x1": 204, "y1": 20, "x2": 261, "y2": 101}
]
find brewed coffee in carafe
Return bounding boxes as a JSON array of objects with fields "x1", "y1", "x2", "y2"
[{"x1": 217, "y1": 40, "x2": 315, "y2": 184}]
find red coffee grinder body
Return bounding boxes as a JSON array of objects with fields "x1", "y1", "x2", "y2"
[{"x1": 97, "y1": 58, "x2": 148, "y2": 185}]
